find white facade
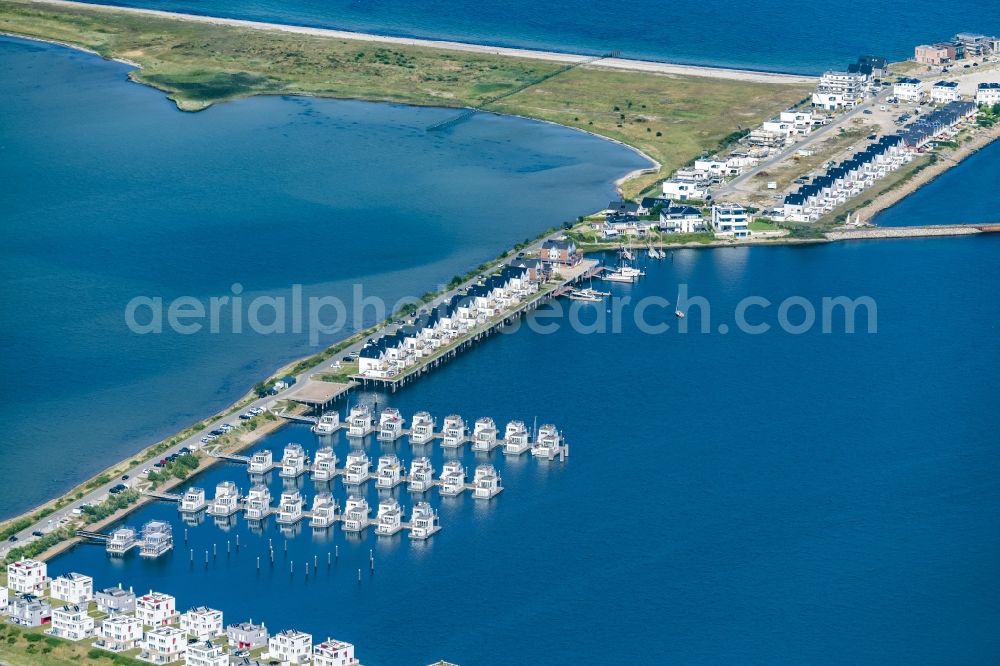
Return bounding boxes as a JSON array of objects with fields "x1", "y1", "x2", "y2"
[
  {"x1": 267, "y1": 629, "x2": 313, "y2": 665},
  {"x1": 709, "y1": 205, "x2": 751, "y2": 238},
  {"x1": 0, "y1": 586, "x2": 8, "y2": 611},
  {"x1": 51, "y1": 572, "x2": 94, "y2": 604},
  {"x1": 661, "y1": 179, "x2": 706, "y2": 201},
  {"x1": 50, "y1": 604, "x2": 95, "y2": 640},
  {"x1": 976, "y1": 83, "x2": 1000, "y2": 106},
  {"x1": 7, "y1": 558, "x2": 47, "y2": 595},
  {"x1": 930, "y1": 81, "x2": 961, "y2": 104},
  {"x1": 185, "y1": 641, "x2": 229, "y2": 666},
  {"x1": 893, "y1": 78, "x2": 924, "y2": 102},
  {"x1": 139, "y1": 626, "x2": 187, "y2": 664},
  {"x1": 313, "y1": 638, "x2": 359, "y2": 666},
  {"x1": 180, "y1": 606, "x2": 224, "y2": 640},
  {"x1": 95, "y1": 614, "x2": 143, "y2": 652},
  {"x1": 812, "y1": 71, "x2": 868, "y2": 109},
  {"x1": 136, "y1": 591, "x2": 177, "y2": 627}
]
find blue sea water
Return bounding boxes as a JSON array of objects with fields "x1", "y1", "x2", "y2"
[
  {"x1": 78, "y1": 0, "x2": 1000, "y2": 74},
  {"x1": 0, "y1": 36, "x2": 649, "y2": 516},
  {"x1": 4, "y1": 17, "x2": 1000, "y2": 666},
  {"x1": 49, "y1": 237, "x2": 1000, "y2": 665},
  {"x1": 876, "y1": 140, "x2": 1000, "y2": 226}
]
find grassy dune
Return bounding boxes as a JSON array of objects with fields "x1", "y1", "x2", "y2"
[{"x1": 0, "y1": 0, "x2": 810, "y2": 196}]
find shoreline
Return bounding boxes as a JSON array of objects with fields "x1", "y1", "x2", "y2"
[{"x1": 24, "y1": 0, "x2": 817, "y2": 85}]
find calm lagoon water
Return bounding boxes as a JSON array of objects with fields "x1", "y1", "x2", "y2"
[
  {"x1": 76, "y1": 0, "x2": 1000, "y2": 74},
  {"x1": 50, "y1": 237, "x2": 1000, "y2": 665},
  {"x1": 0, "y1": 36, "x2": 649, "y2": 516}
]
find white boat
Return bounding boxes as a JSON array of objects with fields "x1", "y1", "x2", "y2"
[
  {"x1": 568, "y1": 289, "x2": 602, "y2": 302},
  {"x1": 602, "y1": 268, "x2": 636, "y2": 283},
  {"x1": 675, "y1": 310, "x2": 686, "y2": 318}
]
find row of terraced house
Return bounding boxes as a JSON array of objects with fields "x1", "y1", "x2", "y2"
[
  {"x1": 781, "y1": 100, "x2": 978, "y2": 222},
  {"x1": 2, "y1": 558, "x2": 359, "y2": 666},
  {"x1": 357, "y1": 262, "x2": 543, "y2": 379}
]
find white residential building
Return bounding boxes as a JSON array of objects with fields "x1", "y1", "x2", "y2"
[
  {"x1": 7, "y1": 558, "x2": 47, "y2": 595},
  {"x1": 180, "y1": 606, "x2": 224, "y2": 640},
  {"x1": 50, "y1": 572, "x2": 94, "y2": 604},
  {"x1": 0, "y1": 586, "x2": 8, "y2": 611},
  {"x1": 136, "y1": 591, "x2": 177, "y2": 627},
  {"x1": 95, "y1": 586, "x2": 136, "y2": 614},
  {"x1": 313, "y1": 638, "x2": 359, "y2": 666},
  {"x1": 267, "y1": 629, "x2": 312, "y2": 665},
  {"x1": 779, "y1": 110, "x2": 813, "y2": 134},
  {"x1": 226, "y1": 621, "x2": 269, "y2": 651},
  {"x1": 893, "y1": 77, "x2": 924, "y2": 102},
  {"x1": 661, "y1": 179, "x2": 706, "y2": 201},
  {"x1": 976, "y1": 82, "x2": 1000, "y2": 106},
  {"x1": 95, "y1": 614, "x2": 143, "y2": 652},
  {"x1": 139, "y1": 626, "x2": 187, "y2": 664},
  {"x1": 930, "y1": 80, "x2": 961, "y2": 104},
  {"x1": 709, "y1": 204, "x2": 751, "y2": 238},
  {"x1": 50, "y1": 604, "x2": 95, "y2": 640},
  {"x1": 185, "y1": 641, "x2": 229, "y2": 666},
  {"x1": 812, "y1": 71, "x2": 868, "y2": 109}
]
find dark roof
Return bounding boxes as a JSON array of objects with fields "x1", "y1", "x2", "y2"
[
  {"x1": 896, "y1": 77, "x2": 921, "y2": 85},
  {"x1": 978, "y1": 82, "x2": 1000, "y2": 90},
  {"x1": 933, "y1": 80, "x2": 959, "y2": 88},
  {"x1": 607, "y1": 200, "x2": 640, "y2": 214}
]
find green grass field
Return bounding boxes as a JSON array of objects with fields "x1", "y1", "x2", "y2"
[{"x1": 0, "y1": 0, "x2": 810, "y2": 197}]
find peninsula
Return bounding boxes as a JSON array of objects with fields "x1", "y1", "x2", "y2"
[{"x1": 0, "y1": 0, "x2": 812, "y2": 197}]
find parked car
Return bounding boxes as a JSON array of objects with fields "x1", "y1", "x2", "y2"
[{"x1": 31, "y1": 530, "x2": 44, "y2": 537}]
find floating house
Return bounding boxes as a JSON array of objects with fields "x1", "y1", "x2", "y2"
[
  {"x1": 441, "y1": 415, "x2": 467, "y2": 448},
  {"x1": 342, "y1": 496, "x2": 371, "y2": 532},
  {"x1": 276, "y1": 490, "x2": 304, "y2": 525},
  {"x1": 375, "y1": 499, "x2": 403, "y2": 536},
  {"x1": 343, "y1": 450, "x2": 371, "y2": 486},
  {"x1": 279, "y1": 443, "x2": 307, "y2": 478},
  {"x1": 311, "y1": 446, "x2": 338, "y2": 482},
  {"x1": 408, "y1": 502, "x2": 441, "y2": 540},
  {"x1": 347, "y1": 405, "x2": 374, "y2": 438},
  {"x1": 311, "y1": 411, "x2": 341, "y2": 435},
  {"x1": 375, "y1": 455, "x2": 404, "y2": 489},
  {"x1": 248, "y1": 449, "x2": 274, "y2": 475},
  {"x1": 106, "y1": 527, "x2": 138, "y2": 556},
  {"x1": 532, "y1": 424, "x2": 563, "y2": 459},
  {"x1": 377, "y1": 407, "x2": 405, "y2": 441},
  {"x1": 244, "y1": 485, "x2": 272, "y2": 521},
  {"x1": 503, "y1": 420, "x2": 530, "y2": 455},
  {"x1": 139, "y1": 521, "x2": 173, "y2": 558},
  {"x1": 94, "y1": 614, "x2": 142, "y2": 652},
  {"x1": 472, "y1": 417, "x2": 498, "y2": 451},
  {"x1": 473, "y1": 465, "x2": 503, "y2": 499},
  {"x1": 439, "y1": 461, "x2": 466, "y2": 496},
  {"x1": 309, "y1": 493, "x2": 340, "y2": 528},
  {"x1": 51, "y1": 572, "x2": 93, "y2": 604},
  {"x1": 208, "y1": 482, "x2": 240, "y2": 517},
  {"x1": 179, "y1": 487, "x2": 206, "y2": 513},
  {"x1": 409, "y1": 411, "x2": 435, "y2": 444},
  {"x1": 407, "y1": 457, "x2": 434, "y2": 492}
]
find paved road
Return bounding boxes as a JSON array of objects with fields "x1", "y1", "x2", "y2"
[
  {"x1": 716, "y1": 89, "x2": 892, "y2": 199},
  {"x1": 0, "y1": 229, "x2": 568, "y2": 558}
]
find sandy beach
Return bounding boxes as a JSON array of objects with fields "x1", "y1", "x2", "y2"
[{"x1": 33, "y1": 0, "x2": 817, "y2": 85}]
